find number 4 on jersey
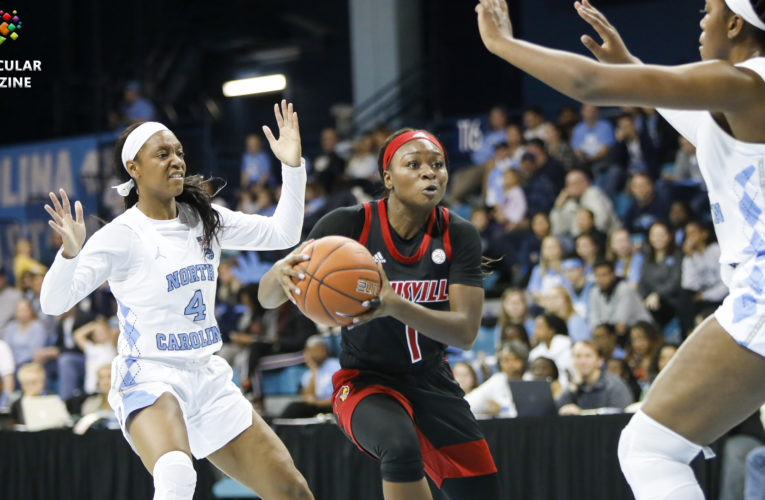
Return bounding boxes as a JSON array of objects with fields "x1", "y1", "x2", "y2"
[
  {"x1": 184, "y1": 289, "x2": 206, "y2": 321},
  {"x1": 405, "y1": 326, "x2": 422, "y2": 363}
]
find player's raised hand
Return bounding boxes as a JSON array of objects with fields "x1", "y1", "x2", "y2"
[
  {"x1": 574, "y1": 0, "x2": 640, "y2": 64},
  {"x1": 262, "y1": 99, "x2": 302, "y2": 168},
  {"x1": 44, "y1": 188, "x2": 86, "y2": 259},
  {"x1": 476, "y1": 0, "x2": 515, "y2": 53}
]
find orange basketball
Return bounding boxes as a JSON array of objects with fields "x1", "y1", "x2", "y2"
[{"x1": 292, "y1": 235, "x2": 381, "y2": 327}]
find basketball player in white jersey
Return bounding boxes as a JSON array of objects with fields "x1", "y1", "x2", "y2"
[
  {"x1": 477, "y1": 0, "x2": 765, "y2": 497},
  {"x1": 40, "y1": 100, "x2": 313, "y2": 500}
]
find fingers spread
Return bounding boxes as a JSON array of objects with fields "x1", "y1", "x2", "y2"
[
  {"x1": 59, "y1": 189, "x2": 72, "y2": 215},
  {"x1": 262, "y1": 125, "x2": 276, "y2": 145},
  {"x1": 74, "y1": 201, "x2": 84, "y2": 224},
  {"x1": 49, "y1": 191, "x2": 64, "y2": 214}
]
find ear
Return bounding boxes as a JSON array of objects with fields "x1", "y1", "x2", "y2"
[
  {"x1": 728, "y1": 12, "x2": 745, "y2": 39},
  {"x1": 125, "y1": 159, "x2": 139, "y2": 179},
  {"x1": 383, "y1": 170, "x2": 393, "y2": 191}
]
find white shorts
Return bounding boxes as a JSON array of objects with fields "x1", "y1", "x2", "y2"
[
  {"x1": 108, "y1": 354, "x2": 253, "y2": 459},
  {"x1": 716, "y1": 257, "x2": 765, "y2": 357}
]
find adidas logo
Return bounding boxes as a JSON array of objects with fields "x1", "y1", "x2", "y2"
[{"x1": 372, "y1": 251, "x2": 386, "y2": 264}]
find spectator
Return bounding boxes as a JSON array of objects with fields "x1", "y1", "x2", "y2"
[
  {"x1": 576, "y1": 208, "x2": 607, "y2": 251},
  {"x1": 570, "y1": 104, "x2": 615, "y2": 177},
  {"x1": 13, "y1": 239, "x2": 47, "y2": 289},
  {"x1": 639, "y1": 222, "x2": 683, "y2": 329},
  {"x1": 0, "y1": 265, "x2": 22, "y2": 333},
  {"x1": 35, "y1": 304, "x2": 94, "y2": 399},
  {"x1": 515, "y1": 212, "x2": 552, "y2": 280},
  {"x1": 311, "y1": 127, "x2": 346, "y2": 194},
  {"x1": 642, "y1": 342, "x2": 679, "y2": 399},
  {"x1": 40, "y1": 230, "x2": 64, "y2": 268},
  {"x1": 542, "y1": 122, "x2": 577, "y2": 171},
  {"x1": 588, "y1": 259, "x2": 652, "y2": 336},
  {"x1": 716, "y1": 407, "x2": 765, "y2": 500},
  {"x1": 550, "y1": 169, "x2": 620, "y2": 239},
  {"x1": 482, "y1": 141, "x2": 517, "y2": 208},
  {"x1": 453, "y1": 361, "x2": 479, "y2": 395},
  {"x1": 119, "y1": 80, "x2": 156, "y2": 123},
  {"x1": 522, "y1": 105, "x2": 550, "y2": 142},
  {"x1": 605, "y1": 358, "x2": 642, "y2": 402},
  {"x1": 625, "y1": 320, "x2": 663, "y2": 386},
  {"x1": 345, "y1": 132, "x2": 379, "y2": 195},
  {"x1": 10, "y1": 361, "x2": 49, "y2": 424},
  {"x1": 525, "y1": 138, "x2": 566, "y2": 193},
  {"x1": 557, "y1": 341, "x2": 634, "y2": 415},
  {"x1": 472, "y1": 105, "x2": 511, "y2": 166},
  {"x1": 592, "y1": 323, "x2": 626, "y2": 360},
  {"x1": 544, "y1": 285, "x2": 591, "y2": 342},
  {"x1": 528, "y1": 356, "x2": 563, "y2": 398},
  {"x1": 73, "y1": 316, "x2": 117, "y2": 396},
  {"x1": 561, "y1": 258, "x2": 593, "y2": 319},
  {"x1": 493, "y1": 168, "x2": 527, "y2": 231},
  {"x1": 575, "y1": 233, "x2": 602, "y2": 281},
  {"x1": 4, "y1": 299, "x2": 47, "y2": 368},
  {"x1": 668, "y1": 199, "x2": 693, "y2": 246},
  {"x1": 280, "y1": 335, "x2": 340, "y2": 419},
  {"x1": 623, "y1": 173, "x2": 671, "y2": 235},
  {"x1": 610, "y1": 112, "x2": 659, "y2": 187},
  {"x1": 665, "y1": 135, "x2": 702, "y2": 185},
  {"x1": 498, "y1": 322, "x2": 531, "y2": 348},
  {"x1": 679, "y1": 221, "x2": 727, "y2": 336},
  {"x1": 639, "y1": 108, "x2": 678, "y2": 166},
  {"x1": 607, "y1": 228, "x2": 644, "y2": 289},
  {"x1": 556, "y1": 105, "x2": 580, "y2": 142},
  {"x1": 240, "y1": 133, "x2": 272, "y2": 189},
  {"x1": 519, "y1": 151, "x2": 557, "y2": 216},
  {"x1": 527, "y1": 236, "x2": 566, "y2": 306},
  {"x1": 528, "y1": 313, "x2": 573, "y2": 387},
  {"x1": 465, "y1": 341, "x2": 529, "y2": 418},
  {"x1": 496, "y1": 288, "x2": 535, "y2": 343},
  {"x1": 79, "y1": 363, "x2": 115, "y2": 416},
  {"x1": 0, "y1": 338, "x2": 14, "y2": 407}
]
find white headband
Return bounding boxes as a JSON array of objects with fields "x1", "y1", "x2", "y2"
[
  {"x1": 112, "y1": 121, "x2": 170, "y2": 196},
  {"x1": 725, "y1": 0, "x2": 765, "y2": 31}
]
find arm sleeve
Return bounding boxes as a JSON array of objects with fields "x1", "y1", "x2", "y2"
[
  {"x1": 39, "y1": 224, "x2": 137, "y2": 316},
  {"x1": 654, "y1": 256, "x2": 682, "y2": 299},
  {"x1": 306, "y1": 205, "x2": 365, "y2": 240},
  {"x1": 555, "y1": 389, "x2": 575, "y2": 409},
  {"x1": 656, "y1": 109, "x2": 703, "y2": 147},
  {"x1": 608, "y1": 379, "x2": 635, "y2": 409},
  {"x1": 447, "y1": 215, "x2": 483, "y2": 288},
  {"x1": 216, "y1": 162, "x2": 306, "y2": 251}
]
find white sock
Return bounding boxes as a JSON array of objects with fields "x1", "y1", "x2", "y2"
[
  {"x1": 618, "y1": 410, "x2": 705, "y2": 499},
  {"x1": 153, "y1": 450, "x2": 197, "y2": 500}
]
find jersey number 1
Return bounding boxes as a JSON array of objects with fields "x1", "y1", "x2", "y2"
[
  {"x1": 405, "y1": 326, "x2": 422, "y2": 363},
  {"x1": 184, "y1": 289, "x2": 207, "y2": 321}
]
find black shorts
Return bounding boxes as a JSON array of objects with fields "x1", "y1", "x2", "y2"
[{"x1": 332, "y1": 359, "x2": 497, "y2": 487}]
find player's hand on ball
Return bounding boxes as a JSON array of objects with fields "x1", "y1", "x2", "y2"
[
  {"x1": 274, "y1": 240, "x2": 312, "y2": 304},
  {"x1": 475, "y1": 0, "x2": 514, "y2": 53},
  {"x1": 262, "y1": 99, "x2": 302, "y2": 168},
  {"x1": 45, "y1": 188, "x2": 86, "y2": 259},
  {"x1": 345, "y1": 262, "x2": 396, "y2": 328}
]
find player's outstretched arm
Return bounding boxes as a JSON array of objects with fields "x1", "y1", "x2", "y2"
[
  {"x1": 258, "y1": 240, "x2": 312, "y2": 309},
  {"x1": 262, "y1": 99, "x2": 302, "y2": 168},
  {"x1": 475, "y1": 0, "x2": 765, "y2": 113},
  {"x1": 44, "y1": 188, "x2": 86, "y2": 258}
]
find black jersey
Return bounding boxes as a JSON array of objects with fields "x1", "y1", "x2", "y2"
[{"x1": 308, "y1": 199, "x2": 483, "y2": 373}]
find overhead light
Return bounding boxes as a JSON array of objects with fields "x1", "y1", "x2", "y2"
[{"x1": 222, "y1": 74, "x2": 287, "y2": 97}]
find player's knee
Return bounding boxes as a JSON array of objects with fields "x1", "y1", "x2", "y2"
[
  {"x1": 153, "y1": 450, "x2": 197, "y2": 500},
  {"x1": 378, "y1": 435, "x2": 425, "y2": 483},
  {"x1": 618, "y1": 411, "x2": 705, "y2": 499}
]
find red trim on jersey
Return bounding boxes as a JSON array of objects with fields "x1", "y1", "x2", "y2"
[
  {"x1": 332, "y1": 369, "x2": 414, "y2": 455},
  {"x1": 377, "y1": 199, "x2": 436, "y2": 264},
  {"x1": 414, "y1": 433, "x2": 498, "y2": 487},
  {"x1": 359, "y1": 202, "x2": 372, "y2": 246},
  {"x1": 440, "y1": 206, "x2": 452, "y2": 261},
  {"x1": 331, "y1": 369, "x2": 497, "y2": 487}
]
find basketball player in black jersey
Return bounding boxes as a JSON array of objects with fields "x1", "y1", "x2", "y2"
[{"x1": 259, "y1": 129, "x2": 499, "y2": 499}]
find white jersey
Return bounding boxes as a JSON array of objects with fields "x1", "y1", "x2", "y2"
[
  {"x1": 658, "y1": 57, "x2": 765, "y2": 268},
  {"x1": 41, "y1": 164, "x2": 306, "y2": 370}
]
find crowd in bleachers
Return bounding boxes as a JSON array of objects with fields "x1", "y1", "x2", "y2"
[{"x1": 1, "y1": 101, "x2": 763, "y2": 495}]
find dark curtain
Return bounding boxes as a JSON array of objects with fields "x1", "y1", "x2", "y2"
[{"x1": 0, "y1": 416, "x2": 721, "y2": 500}]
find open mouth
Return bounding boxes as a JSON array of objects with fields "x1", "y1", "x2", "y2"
[
  {"x1": 168, "y1": 172, "x2": 184, "y2": 179},
  {"x1": 423, "y1": 185, "x2": 439, "y2": 194}
]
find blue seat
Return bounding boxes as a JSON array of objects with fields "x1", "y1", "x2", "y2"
[
  {"x1": 212, "y1": 477, "x2": 259, "y2": 498},
  {"x1": 261, "y1": 364, "x2": 308, "y2": 395}
]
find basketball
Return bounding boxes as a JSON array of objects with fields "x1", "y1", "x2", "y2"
[{"x1": 292, "y1": 235, "x2": 382, "y2": 327}]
